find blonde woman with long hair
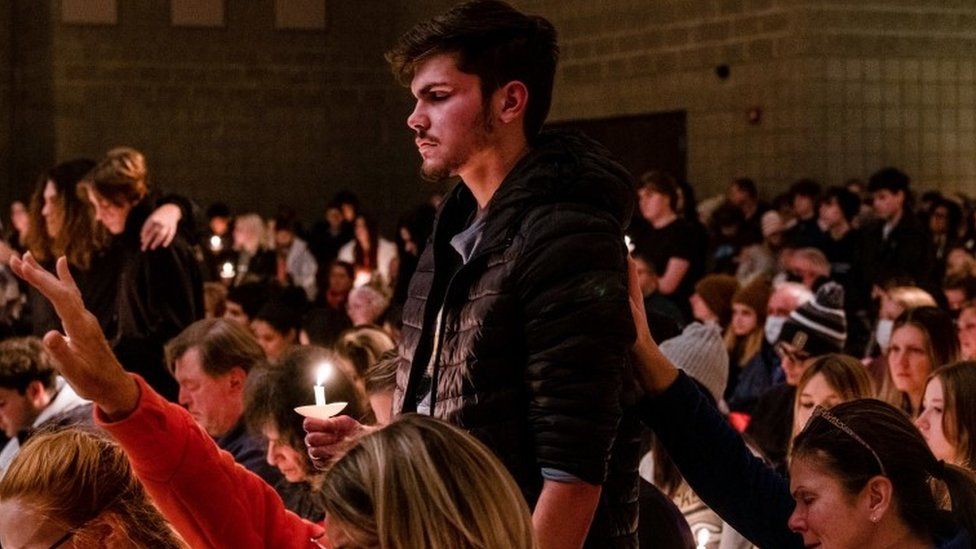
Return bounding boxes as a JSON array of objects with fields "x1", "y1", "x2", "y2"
[
  {"x1": 322, "y1": 414, "x2": 534, "y2": 548},
  {"x1": 0, "y1": 428, "x2": 185, "y2": 548}
]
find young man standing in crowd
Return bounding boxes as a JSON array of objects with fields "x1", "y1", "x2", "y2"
[
  {"x1": 306, "y1": 2, "x2": 639, "y2": 547},
  {"x1": 859, "y1": 167, "x2": 935, "y2": 295}
]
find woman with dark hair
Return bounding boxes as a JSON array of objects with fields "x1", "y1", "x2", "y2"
[
  {"x1": 627, "y1": 260, "x2": 976, "y2": 547},
  {"x1": 928, "y1": 198, "x2": 963, "y2": 280},
  {"x1": 251, "y1": 298, "x2": 304, "y2": 362},
  {"x1": 84, "y1": 147, "x2": 203, "y2": 401},
  {"x1": 243, "y1": 345, "x2": 370, "y2": 521},
  {"x1": 22, "y1": 159, "x2": 109, "y2": 335},
  {"x1": 337, "y1": 214, "x2": 398, "y2": 292},
  {"x1": 882, "y1": 306, "x2": 959, "y2": 417},
  {"x1": 23, "y1": 158, "x2": 189, "y2": 337}
]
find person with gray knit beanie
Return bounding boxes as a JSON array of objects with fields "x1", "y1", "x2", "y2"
[
  {"x1": 648, "y1": 323, "x2": 751, "y2": 549},
  {"x1": 659, "y1": 322, "x2": 729, "y2": 405}
]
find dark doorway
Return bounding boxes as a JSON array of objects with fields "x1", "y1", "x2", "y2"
[{"x1": 547, "y1": 111, "x2": 687, "y2": 183}]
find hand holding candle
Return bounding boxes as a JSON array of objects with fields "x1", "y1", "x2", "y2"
[{"x1": 295, "y1": 361, "x2": 346, "y2": 421}]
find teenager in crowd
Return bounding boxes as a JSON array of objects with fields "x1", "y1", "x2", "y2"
[
  {"x1": 645, "y1": 321, "x2": 745, "y2": 549},
  {"x1": 746, "y1": 282, "x2": 847, "y2": 470},
  {"x1": 83, "y1": 147, "x2": 203, "y2": 401},
  {"x1": 958, "y1": 302, "x2": 976, "y2": 361},
  {"x1": 790, "y1": 354, "x2": 874, "y2": 438},
  {"x1": 628, "y1": 258, "x2": 976, "y2": 548},
  {"x1": 690, "y1": 274, "x2": 739, "y2": 330},
  {"x1": 727, "y1": 281, "x2": 811, "y2": 415},
  {"x1": 881, "y1": 306, "x2": 959, "y2": 417},
  {"x1": 251, "y1": 299, "x2": 303, "y2": 363},
  {"x1": 724, "y1": 276, "x2": 771, "y2": 402},
  {"x1": 631, "y1": 171, "x2": 705, "y2": 321},
  {"x1": 916, "y1": 361, "x2": 976, "y2": 472},
  {"x1": 231, "y1": 213, "x2": 277, "y2": 287},
  {"x1": 337, "y1": 214, "x2": 397, "y2": 292}
]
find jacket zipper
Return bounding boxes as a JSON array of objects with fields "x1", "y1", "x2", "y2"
[{"x1": 427, "y1": 238, "x2": 513, "y2": 417}]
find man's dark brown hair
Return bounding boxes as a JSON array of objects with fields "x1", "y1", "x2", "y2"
[
  {"x1": 165, "y1": 318, "x2": 265, "y2": 378},
  {"x1": 386, "y1": 0, "x2": 559, "y2": 142}
]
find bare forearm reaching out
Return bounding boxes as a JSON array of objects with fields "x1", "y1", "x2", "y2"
[{"x1": 533, "y1": 479, "x2": 601, "y2": 549}]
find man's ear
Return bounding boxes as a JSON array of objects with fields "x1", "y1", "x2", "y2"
[
  {"x1": 227, "y1": 367, "x2": 247, "y2": 391},
  {"x1": 25, "y1": 380, "x2": 49, "y2": 409},
  {"x1": 496, "y1": 81, "x2": 529, "y2": 125}
]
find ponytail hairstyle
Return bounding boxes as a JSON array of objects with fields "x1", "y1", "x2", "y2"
[{"x1": 792, "y1": 398, "x2": 976, "y2": 542}]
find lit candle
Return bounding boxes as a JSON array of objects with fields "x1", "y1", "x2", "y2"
[
  {"x1": 314, "y1": 362, "x2": 332, "y2": 406},
  {"x1": 210, "y1": 235, "x2": 223, "y2": 251},
  {"x1": 354, "y1": 269, "x2": 372, "y2": 288},
  {"x1": 220, "y1": 261, "x2": 235, "y2": 280}
]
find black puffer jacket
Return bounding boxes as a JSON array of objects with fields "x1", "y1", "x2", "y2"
[{"x1": 394, "y1": 131, "x2": 640, "y2": 546}]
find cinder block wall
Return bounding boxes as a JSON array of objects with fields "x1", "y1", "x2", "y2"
[
  {"x1": 4, "y1": 1, "x2": 439, "y2": 233},
  {"x1": 4, "y1": 1, "x2": 974, "y2": 222},
  {"x1": 518, "y1": 0, "x2": 976, "y2": 200}
]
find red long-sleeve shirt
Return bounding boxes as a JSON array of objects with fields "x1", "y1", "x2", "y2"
[{"x1": 96, "y1": 375, "x2": 325, "y2": 548}]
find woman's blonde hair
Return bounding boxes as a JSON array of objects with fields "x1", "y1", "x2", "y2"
[
  {"x1": 885, "y1": 286, "x2": 937, "y2": 313},
  {"x1": 233, "y1": 213, "x2": 270, "y2": 253},
  {"x1": 724, "y1": 326, "x2": 763, "y2": 368},
  {"x1": 322, "y1": 414, "x2": 535, "y2": 549},
  {"x1": 0, "y1": 428, "x2": 184, "y2": 548},
  {"x1": 792, "y1": 354, "x2": 874, "y2": 437},
  {"x1": 336, "y1": 325, "x2": 396, "y2": 379}
]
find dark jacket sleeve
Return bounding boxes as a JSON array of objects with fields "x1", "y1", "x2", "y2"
[
  {"x1": 134, "y1": 241, "x2": 204, "y2": 347},
  {"x1": 515, "y1": 205, "x2": 635, "y2": 485},
  {"x1": 639, "y1": 372, "x2": 802, "y2": 549}
]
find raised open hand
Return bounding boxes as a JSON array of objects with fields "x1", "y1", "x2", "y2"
[{"x1": 8, "y1": 253, "x2": 139, "y2": 419}]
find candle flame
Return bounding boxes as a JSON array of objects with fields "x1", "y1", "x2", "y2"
[
  {"x1": 210, "y1": 235, "x2": 222, "y2": 250},
  {"x1": 316, "y1": 362, "x2": 333, "y2": 386}
]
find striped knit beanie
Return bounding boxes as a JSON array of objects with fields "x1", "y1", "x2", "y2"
[{"x1": 776, "y1": 282, "x2": 846, "y2": 356}]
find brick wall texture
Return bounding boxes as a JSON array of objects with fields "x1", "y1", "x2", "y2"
[
  {"x1": 519, "y1": 0, "x2": 976, "y2": 198},
  {"x1": 2, "y1": 1, "x2": 973, "y2": 220}
]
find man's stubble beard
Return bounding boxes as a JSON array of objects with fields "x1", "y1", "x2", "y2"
[{"x1": 418, "y1": 103, "x2": 494, "y2": 183}]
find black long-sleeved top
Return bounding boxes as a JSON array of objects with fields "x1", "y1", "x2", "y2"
[{"x1": 112, "y1": 199, "x2": 204, "y2": 401}]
